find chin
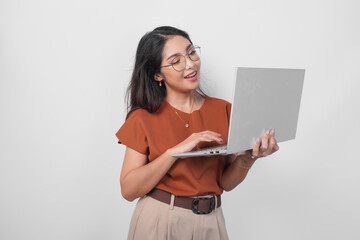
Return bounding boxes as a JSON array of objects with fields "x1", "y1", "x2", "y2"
[{"x1": 189, "y1": 81, "x2": 200, "y2": 90}]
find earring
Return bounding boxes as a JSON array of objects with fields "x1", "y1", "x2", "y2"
[{"x1": 159, "y1": 81, "x2": 162, "y2": 87}]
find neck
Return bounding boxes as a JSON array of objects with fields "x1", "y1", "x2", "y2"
[{"x1": 165, "y1": 91, "x2": 198, "y2": 113}]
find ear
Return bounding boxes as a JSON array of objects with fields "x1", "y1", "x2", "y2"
[{"x1": 154, "y1": 73, "x2": 164, "y2": 82}]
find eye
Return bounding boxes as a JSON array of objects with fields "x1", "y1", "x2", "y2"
[
  {"x1": 189, "y1": 49, "x2": 197, "y2": 55},
  {"x1": 171, "y1": 57, "x2": 181, "y2": 65}
]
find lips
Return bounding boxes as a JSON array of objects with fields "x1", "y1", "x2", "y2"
[{"x1": 184, "y1": 70, "x2": 197, "y2": 79}]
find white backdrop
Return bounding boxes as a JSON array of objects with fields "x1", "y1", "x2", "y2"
[{"x1": 1, "y1": 0, "x2": 360, "y2": 239}]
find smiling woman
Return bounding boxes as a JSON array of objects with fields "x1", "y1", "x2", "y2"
[{"x1": 115, "y1": 26, "x2": 279, "y2": 240}]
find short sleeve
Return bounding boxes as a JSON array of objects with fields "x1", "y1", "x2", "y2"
[{"x1": 115, "y1": 111, "x2": 149, "y2": 155}]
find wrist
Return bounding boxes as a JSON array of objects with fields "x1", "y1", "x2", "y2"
[
  {"x1": 235, "y1": 154, "x2": 255, "y2": 169},
  {"x1": 166, "y1": 148, "x2": 178, "y2": 161}
]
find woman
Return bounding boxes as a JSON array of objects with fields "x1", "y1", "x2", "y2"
[{"x1": 116, "y1": 26, "x2": 279, "y2": 240}]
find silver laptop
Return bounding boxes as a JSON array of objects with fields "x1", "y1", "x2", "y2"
[{"x1": 172, "y1": 67, "x2": 305, "y2": 158}]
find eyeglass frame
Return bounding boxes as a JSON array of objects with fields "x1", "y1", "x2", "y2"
[{"x1": 160, "y1": 46, "x2": 201, "y2": 72}]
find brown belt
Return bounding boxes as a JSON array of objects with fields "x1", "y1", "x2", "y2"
[{"x1": 147, "y1": 188, "x2": 221, "y2": 215}]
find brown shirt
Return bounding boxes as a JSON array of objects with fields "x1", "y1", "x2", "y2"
[{"x1": 115, "y1": 96, "x2": 231, "y2": 196}]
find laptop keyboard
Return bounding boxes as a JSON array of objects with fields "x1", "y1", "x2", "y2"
[
  {"x1": 200, "y1": 146, "x2": 227, "y2": 154},
  {"x1": 171, "y1": 145, "x2": 228, "y2": 158}
]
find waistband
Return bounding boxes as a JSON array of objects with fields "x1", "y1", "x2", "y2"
[{"x1": 147, "y1": 188, "x2": 221, "y2": 215}]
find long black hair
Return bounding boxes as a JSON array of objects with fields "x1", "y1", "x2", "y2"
[{"x1": 125, "y1": 26, "x2": 205, "y2": 119}]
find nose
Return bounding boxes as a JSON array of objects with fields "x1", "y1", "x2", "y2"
[{"x1": 184, "y1": 55, "x2": 196, "y2": 70}]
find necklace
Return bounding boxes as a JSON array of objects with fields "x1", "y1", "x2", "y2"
[{"x1": 172, "y1": 96, "x2": 195, "y2": 128}]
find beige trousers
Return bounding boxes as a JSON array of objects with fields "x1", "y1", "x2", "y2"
[{"x1": 127, "y1": 194, "x2": 229, "y2": 240}]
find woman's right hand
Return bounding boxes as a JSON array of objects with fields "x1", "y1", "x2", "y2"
[{"x1": 169, "y1": 130, "x2": 224, "y2": 156}]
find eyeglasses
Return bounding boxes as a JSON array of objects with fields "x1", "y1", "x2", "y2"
[{"x1": 161, "y1": 46, "x2": 201, "y2": 72}]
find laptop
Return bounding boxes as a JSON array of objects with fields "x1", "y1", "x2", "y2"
[{"x1": 171, "y1": 67, "x2": 305, "y2": 158}]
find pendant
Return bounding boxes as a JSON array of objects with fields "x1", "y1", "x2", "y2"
[{"x1": 185, "y1": 124, "x2": 189, "y2": 128}]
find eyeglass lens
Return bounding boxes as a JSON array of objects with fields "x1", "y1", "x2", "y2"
[{"x1": 171, "y1": 47, "x2": 200, "y2": 71}]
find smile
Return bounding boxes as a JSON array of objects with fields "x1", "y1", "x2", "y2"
[{"x1": 184, "y1": 71, "x2": 197, "y2": 79}]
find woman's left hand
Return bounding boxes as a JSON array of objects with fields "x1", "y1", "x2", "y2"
[{"x1": 233, "y1": 128, "x2": 279, "y2": 160}]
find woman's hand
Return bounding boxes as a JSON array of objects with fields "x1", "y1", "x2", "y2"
[
  {"x1": 251, "y1": 128, "x2": 279, "y2": 158},
  {"x1": 233, "y1": 128, "x2": 280, "y2": 163},
  {"x1": 169, "y1": 130, "x2": 224, "y2": 156}
]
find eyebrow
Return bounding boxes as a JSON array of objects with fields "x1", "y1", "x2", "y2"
[{"x1": 166, "y1": 44, "x2": 193, "y2": 60}]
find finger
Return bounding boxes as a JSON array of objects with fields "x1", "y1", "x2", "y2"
[
  {"x1": 199, "y1": 132, "x2": 224, "y2": 144},
  {"x1": 199, "y1": 135, "x2": 224, "y2": 144},
  {"x1": 201, "y1": 130, "x2": 222, "y2": 137},
  {"x1": 266, "y1": 135, "x2": 276, "y2": 155},
  {"x1": 260, "y1": 129, "x2": 271, "y2": 156},
  {"x1": 275, "y1": 143, "x2": 279, "y2": 151},
  {"x1": 252, "y1": 138, "x2": 261, "y2": 157},
  {"x1": 268, "y1": 130, "x2": 276, "y2": 149},
  {"x1": 268, "y1": 138, "x2": 280, "y2": 154},
  {"x1": 202, "y1": 135, "x2": 224, "y2": 144},
  {"x1": 273, "y1": 141, "x2": 280, "y2": 152},
  {"x1": 270, "y1": 128, "x2": 275, "y2": 137}
]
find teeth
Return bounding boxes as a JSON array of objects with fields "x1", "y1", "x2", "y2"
[{"x1": 186, "y1": 72, "x2": 196, "y2": 78}]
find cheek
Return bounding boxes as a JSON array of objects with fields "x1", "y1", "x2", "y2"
[
  {"x1": 163, "y1": 69, "x2": 183, "y2": 81},
  {"x1": 175, "y1": 72, "x2": 185, "y2": 80},
  {"x1": 195, "y1": 60, "x2": 201, "y2": 70}
]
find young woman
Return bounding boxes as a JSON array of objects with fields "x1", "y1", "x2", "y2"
[{"x1": 116, "y1": 26, "x2": 279, "y2": 240}]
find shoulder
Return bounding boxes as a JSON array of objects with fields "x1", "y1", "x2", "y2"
[
  {"x1": 126, "y1": 107, "x2": 157, "y2": 121},
  {"x1": 124, "y1": 106, "x2": 165, "y2": 129},
  {"x1": 204, "y1": 96, "x2": 231, "y2": 107},
  {"x1": 202, "y1": 96, "x2": 232, "y2": 121},
  {"x1": 117, "y1": 108, "x2": 154, "y2": 137},
  {"x1": 127, "y1": 108, "x2": 149, "y2": 119}
]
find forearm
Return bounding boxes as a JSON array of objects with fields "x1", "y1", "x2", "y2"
[
  {"x1": 221, "y1": 155, "x2": 256, "y2": 191},
  {"x1": 121, "y1": 149, "x2": 177, "y2": 201}
]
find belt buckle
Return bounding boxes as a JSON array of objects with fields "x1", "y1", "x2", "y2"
[{"x1": 192, "y1": 197, "x2": 215, "y2": 215}]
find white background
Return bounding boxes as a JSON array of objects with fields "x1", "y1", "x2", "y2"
[{"x1": 1, "y1": 0, "x2": 360, "y2": 239}]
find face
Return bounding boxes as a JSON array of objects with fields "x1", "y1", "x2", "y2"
[{"x1": 155, "y1": 35, "x2": 201, "y2": 95}]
